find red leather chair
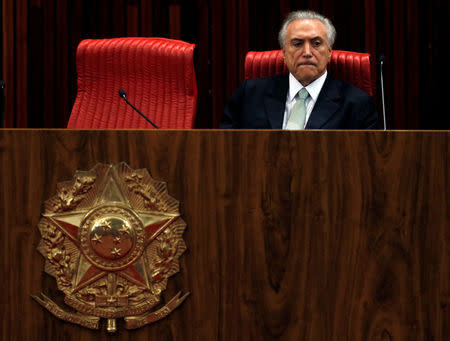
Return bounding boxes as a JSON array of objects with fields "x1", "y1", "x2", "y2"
[
  {"x1": 67, "y1": 37, "x2": 197, "y2": 129},
  {"x1": 244, "y1": 50, "x2": 373, "y2": 96}
]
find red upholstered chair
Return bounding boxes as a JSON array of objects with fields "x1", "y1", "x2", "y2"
[
  {"x1": 67, "y1": 37, "x2": 197, "y2": 129},
  {"x1": 244, "y1": 50, "x2": 373, "y2": 96}
]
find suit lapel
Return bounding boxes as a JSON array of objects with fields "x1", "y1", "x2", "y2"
[
  {"x1": 306, "y1": 75, "x2": 341, "y2": 129},
  {"x1": 264, "y1": 74, "x2": 289, "y2": 129}
]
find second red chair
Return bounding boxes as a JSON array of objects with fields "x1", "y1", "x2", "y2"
[{"x1": 67, "y1": 37, "x2": 197, "y2": 129}]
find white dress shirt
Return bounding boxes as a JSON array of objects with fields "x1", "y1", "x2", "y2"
[{"x1": 282, "y1": 71, "x2": 328, "y2": 129}]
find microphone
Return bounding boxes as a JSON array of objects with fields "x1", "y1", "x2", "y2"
[
  {"x1": 118, "y1": 88, "x2": 159, "y2": 129},
  {"x1": 378, "y1": 55, "x2": 387, "y2": 130},
  {"x1": 0, "y1": 80, "x2": 5, "y2": 128}
]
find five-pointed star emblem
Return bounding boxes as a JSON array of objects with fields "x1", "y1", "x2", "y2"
[
  {"x1": 92, "y1": 233, "x2": 103, "y2": 244},
  {"x1": 43, "y1": 168, "x2": 179, "y2": 293},
  {"x1": 111, "y1": 248, "x2": 122, "y2": 257}
]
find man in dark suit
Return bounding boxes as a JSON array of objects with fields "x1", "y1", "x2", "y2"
[{"x1": 220, "y1": 10, "x2": 378, "y2": 129}]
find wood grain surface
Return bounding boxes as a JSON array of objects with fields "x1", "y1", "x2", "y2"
[{"x1": 0, "y1": 130, "x2": 449, "y2": 340}]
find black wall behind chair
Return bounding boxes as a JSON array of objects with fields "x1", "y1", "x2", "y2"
[{"x1": 1, "y1": 0, "x2": 449, "y2": 129}]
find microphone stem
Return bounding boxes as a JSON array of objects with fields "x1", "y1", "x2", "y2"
[
  {"x1": 123, "y1": 97, "x2": 159, "y2": 129},
  {"x1": 380, "y1": 61, "x2": 387, "y2": 131}
]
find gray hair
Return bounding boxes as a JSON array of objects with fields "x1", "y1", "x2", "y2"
[{"x1": 278, "y1": 10, "x2": 336, "y2": 48}]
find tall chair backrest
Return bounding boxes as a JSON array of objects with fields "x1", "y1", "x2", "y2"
[
  {"x1": 67, "y1": 37, "x2": 197, "y2": 129},
  {"x1": 244, "y1": 49, "x2": 373, "y2": 96}
]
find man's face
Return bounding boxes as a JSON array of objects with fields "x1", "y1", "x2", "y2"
[{"x1": 283, "y1": 19, "x2": 332, "y2": 86}]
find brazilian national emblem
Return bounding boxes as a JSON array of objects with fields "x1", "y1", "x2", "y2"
[{"x1": 32, "y1": 163, "x2": 189, "y2": 332}]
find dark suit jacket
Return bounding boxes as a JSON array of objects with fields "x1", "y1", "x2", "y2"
[{"x1": 220, "y1": 73, "x2": 379, "y2": 129}]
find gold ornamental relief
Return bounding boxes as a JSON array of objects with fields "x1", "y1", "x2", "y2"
[{"x1": 33, "y1": 163, "x2": 189, "y2": 332}]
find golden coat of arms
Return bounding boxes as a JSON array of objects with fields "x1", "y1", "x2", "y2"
[{"x1": 33, "y1": 163, "x2": 189, "y2": 332}]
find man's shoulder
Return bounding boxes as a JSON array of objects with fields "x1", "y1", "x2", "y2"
[
  {"x1": 325, "y1": 75, "x2": 372, "y2": 100},
  {"x1": 242, "y1": 73, "x2": 288, "y2": 88}
]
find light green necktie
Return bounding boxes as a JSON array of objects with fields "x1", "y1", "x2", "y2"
[{"x1": 286, "y1": 87, "x2": 309, "y2": 130}]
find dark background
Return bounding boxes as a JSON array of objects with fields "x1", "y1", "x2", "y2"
[{"x1": 1, "y1": 0, "x2": 449, "y2": 129}]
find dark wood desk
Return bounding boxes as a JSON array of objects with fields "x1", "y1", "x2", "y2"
[{"x1": 0, "y1": 130, "x2": 449, "y2": 340}]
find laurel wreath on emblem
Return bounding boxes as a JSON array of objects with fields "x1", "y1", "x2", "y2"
[{"x1": 32, "y1": 163, "x2": 189, "y2": 332}]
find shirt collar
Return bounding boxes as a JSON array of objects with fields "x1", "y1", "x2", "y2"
[{"x1": 288, "y1": 70, "x2": 328, "y2": 103}]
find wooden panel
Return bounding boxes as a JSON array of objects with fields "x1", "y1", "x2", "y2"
[
  {"x1": 126, "y1": 0, "x2": 139, "y2": 36},
  {"x1": 140, "y1": 0, "x2": 153, "y2": 37},
  {"x1": 109, "y1": 0, "x2": 126, "y2": 37},
  {"x1": 28, "y1": 0, "x2": 44, "y2": 127},
  {"x1": 192, "y1": 0, "x2": 211, "y2": 128},
  {"x1": 151, "y1": 0, "x2": 169, "y2": 37},
  {"x1": 0, "y1": 130, "x2": 449, "y2": 340},
  {"x1": 2, "y1": 0, "x2": 15, "y2": 127},
  {"x1": 169, "y1": 4, "x2": 181, "y2": 39},
  {"x1": 237, "y1": 1, "x2": 249, "y2": 83},
  {"x1": 405, "y1": 2, "x2": 419, "y2": 128},
  {"x1": 210, "y1": 0, "x2": 224, "y2": 128},
  {"x1": 68, "y1": 0, "x2": 83, "y2": 114},
  {"x1": 42, "y1": 0, "x2": 56, "y2": 127},
  {"x1": 392, "y1": 0, "x2": 406, "y2": 129},
  {"x1": 225, "y1": 0, "x2": 238, "y2": 101},
  {"x1": 15, "y1": 0, "x2": 27, "y2": 127},
  {"x1": 417, "y1": 0, "x2": 450, "y2": 129},
  {"x1": 90, "y1": 0, "x2": 105, "y2": 35},
  {"x1": 364, "y1": 0, "x2": 377, "y2": 99},
  {"x1": 55, "y1": 0, "x2": 69, "y2": 128}
]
